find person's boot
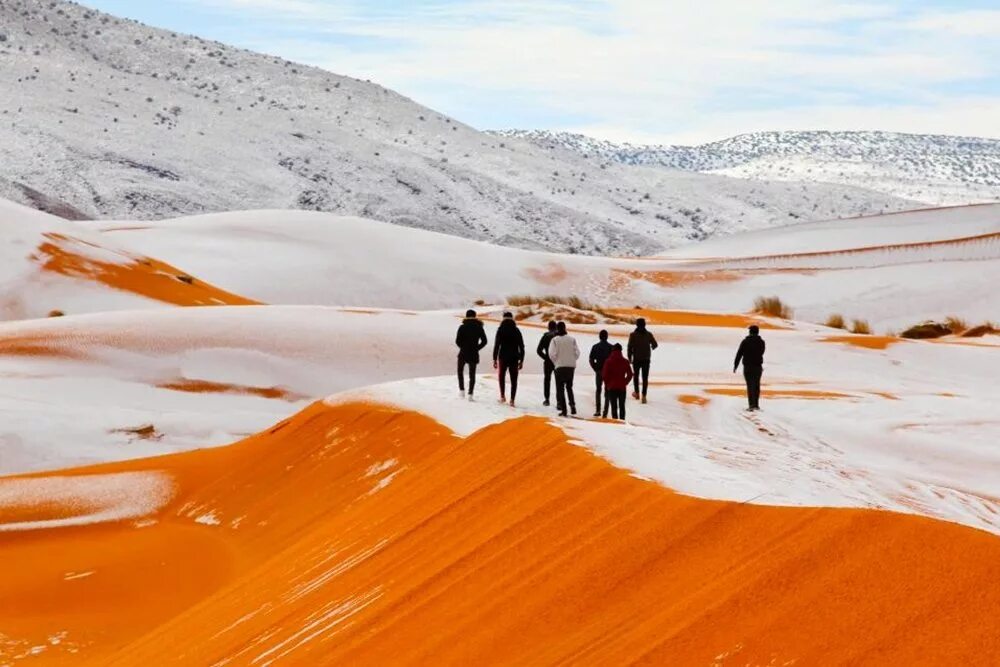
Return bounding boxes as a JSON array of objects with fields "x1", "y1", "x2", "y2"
[
  {"x1": 543, "y1": 399, "x2": 550, "y2": 407},
  {"x1": 632, "y1": 391, "x2": 640, "y2": 400},
  {"x1": 498, "y1": 395, "x2": 506, "y2": 404},
  {"x1": 509, "y1": 399, "x2": 515, "y2": 407},
  {"x1": 641, "y1": 395, "x2": 648, "y2": 404},
  {"x1": 570, "y1": 404, "x2": 577, "y2": 416}
]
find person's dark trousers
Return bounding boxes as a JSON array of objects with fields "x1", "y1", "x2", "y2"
[
  {"x1": 499, "y1": 361, "x2": 519, "y2": 402},
  {"x1": 602, "y1": 392, "x2": 611, "y2": 418},
  {"x1": 594, "y1": 372, "x2": 604, "y2": 415},
  {"x1": 743, "y1": 365, "x2": 762, "y2": 409},
  {"x1": 632, "y1": 360, "x2": 650, "y2": 397},
  {"x1": 458, "y1": 358, "x2": 477, "y2": 394},
  {"x1": 606, "y1": 390, "x2": 626, "y2": 420},
  {"x1": 543, "y1": 360, "x2": 555, "y2": 402},
  {"x1": 555, "y1": 367, "x2": 576, "y2": 414}
]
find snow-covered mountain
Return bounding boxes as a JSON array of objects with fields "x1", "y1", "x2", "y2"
[
  {"x1": 0, "y1": 0, "x2": 917, "y2": 255},
  {"x1": 494, "y1": 130, "x2": 1000, "y2": 206}
]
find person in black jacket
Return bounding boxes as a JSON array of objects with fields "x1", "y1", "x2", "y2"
[
  {"x1": 455, "y1": 309, "x2": 488, "y2": 399},
  {"x1": 493, "y1": 312, "x2": 525, "y2": 406},
  {"x1": 734, "y1": 324, "x2": 766, "y2": 411},
  {"x1": 627, "y1": 317, "x2": 658, "y2": 403},
  {"x1": 536, "y1": 320, "x2": 558, "y2": 406},
  {"x1": 589, "y1": 329, "x2": 613, "y2": 417}
]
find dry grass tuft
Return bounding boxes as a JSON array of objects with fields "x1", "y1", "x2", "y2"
[
  {"x1": 944, "y1": 316, "x2": 968, "y2": 334},
  {"x1": 901, "y1": 321, "x2": 952, "y2": 339},
  {"x1": 850, "y1": 319, "x2": 872, "y2": 335},
  {"x1": 960, "y1": 322, "x2": 999, "y2": 338},
  {"x1": 47, "y1": 310, "x2": 65, "y2": 318},
  {"x1": 752, "y1": 296, "x2": 793, "y2": 320},
  {"x1": 506, "y1": 295, "x2": 536, "y2": 307},
  {"x1": 824, "y1": 313, "x2": 846, "y2": 329}
]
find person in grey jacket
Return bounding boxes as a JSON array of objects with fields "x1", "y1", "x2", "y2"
[{"x1": 548, "y1": 321, "x2": 580, "y2": 417}]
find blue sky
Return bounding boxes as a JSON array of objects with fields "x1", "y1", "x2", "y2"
[{"x1": 83, "y1": 0, "x2": 1000, "y2": 144}]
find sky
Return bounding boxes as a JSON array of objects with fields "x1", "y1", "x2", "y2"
[{"x1": 82, "y1": 0, "x2": 1000, "y2": 145}]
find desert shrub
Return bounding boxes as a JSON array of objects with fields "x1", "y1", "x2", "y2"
[
  {"x1": 960, "y1": 322, "x2": 999, "y2": 338},
  {"x1": 513, "y1": 308, "x2": 535, "y2": 321},
  {"x1": 473, "y1": 299, "x2": 486, "y2": 306},
  {"x1": 752, "y1": 296, "x2": 793, "y2": 319},
  {"x1": 900, "y1": 321, "x2": 952, "y2": 339},
  {"x1": 47, "y1": 309, "x2": 65, "y2": 318},
  {"x1": 506, "y1": 295, "x2": 535, "y2": 307},
  {"x1": 944, "y1": 316, "x2": 968, "y2": 334},
  {"x1": 825, "y1": 313, "x2": 846, "y2": 329},
  {"x1": 850, "y1": 319, "x2": 872, "y2": 335}
]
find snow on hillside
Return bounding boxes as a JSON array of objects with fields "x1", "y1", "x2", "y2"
[
  {"x1": 0, "y1": 0, "x2": 916, "y2": 255},
  {"x1": 91, "y1": 204, "x2": 1000, "y2": 330},
  {"x1": 497, "y1": 129, "x2": 1000, "y2": 207}
]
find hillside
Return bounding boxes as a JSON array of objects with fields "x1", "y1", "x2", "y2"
[
  {"x1": 497, "y1": 129, "x2": 1000, "y2": 206},
  {"x1": 0, "y1": 0, "x2": 916, "y2": 255}
]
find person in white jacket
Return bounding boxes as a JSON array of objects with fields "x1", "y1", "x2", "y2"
[{"x1": 547, "y1": 321, "x2": 580, "y2": 417}]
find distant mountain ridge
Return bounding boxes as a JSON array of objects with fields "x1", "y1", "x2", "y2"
[{"x1": 491, "y1": 130, "x2": 1000, "y2": 206}]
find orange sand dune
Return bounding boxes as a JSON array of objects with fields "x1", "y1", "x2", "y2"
[
  {"x1": 1, "y1": 403, "x2": 999, "y2": 665},
  {"x1": 33, "y1": 232, "x2": 259, "y2": 307},
  {"x1": 615, "y1": 267, "x2": 743, "y2": 288},
  {"x1": 706, "y1": 387, "x2": 855, "y2": 400},
  {"x1": 821, "y1": 335, "x2": 900, "y2": 350},
  {"x1": 157, "y1": 379, "x2": 307, "y2": 402},
  {"x1": 608, "y1": 308, "x2": 787, "y2": 329}
]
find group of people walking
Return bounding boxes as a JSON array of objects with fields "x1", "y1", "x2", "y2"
[{"x1": 455, "y1": 309, "x2": 767, "y2": 418}]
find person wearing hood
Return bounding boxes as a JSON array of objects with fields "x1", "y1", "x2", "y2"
[
  {"x1": 548, "y1": 321, "x2": 580, "y2": 417},
  {"x1": 493, "y1": 312, "x2": 525, "y2": 406},
  {"x1": 601, "y1": 343, "x2": 634, "y2": 420},
  {"x1": 536, "y1": 320, "x2": 558, "y2": 406},
  {"x1": 589, "y1": 330, "x2": 613, "y2": 417},
  {"x1": 627, "y1": 317, "x2": 658, "y2": 403},
  {"x1": 734, "y1": 324, "x2": 766, "y2": 411},
  {"x1": 455, "y1": 309, "x2": 488, "y2": 399}
]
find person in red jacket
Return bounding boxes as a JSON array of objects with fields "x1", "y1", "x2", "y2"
[{"x1": 601, "y1": 343, "x2": 634, "y2": 420}]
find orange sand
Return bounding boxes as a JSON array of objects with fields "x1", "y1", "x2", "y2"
[
  {"x1": 615, "y1": 268, "x2": 742, "y2": 288},
  {"x1": 523, "y1": 262, "x2": 570, "y2": 285},
  {"x1": 157, "y1": 379, "x2": 306, "y2": 402},
  {"x1": 34, "y1": 233, "x2": 260, "y2": 307},
  {"x1": 1, "y1": 403, "x2": 998, "y2": 665},
  {"x1": 706, "y1": 387, "x2": 854, "y2": 399},
  {"x1": 677, "y1": 394, "x2": 710, "y2": 406},
  {"x1": 608, "y1": 308, "x2": 788, "y2": 329},
  {"x1": 0, "y1": 336, "x2": 80, "y2": 358},
  {"x1": 821, "y1": 335, "x2": 900, "y2": 350}
]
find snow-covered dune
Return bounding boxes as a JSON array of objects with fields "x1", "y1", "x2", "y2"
[
  {"x1": 92, "y1": 203, "x2": 1000, "y2": 329},
  {"x1": 0, "y1": 198, "x2": 255, "y2": 320}
]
